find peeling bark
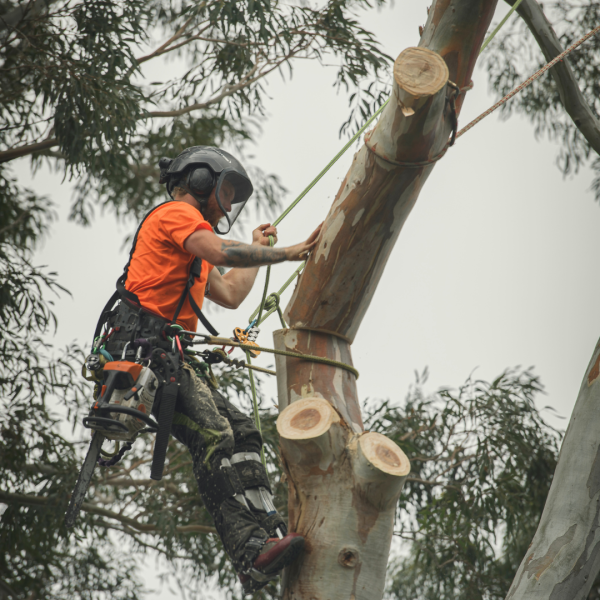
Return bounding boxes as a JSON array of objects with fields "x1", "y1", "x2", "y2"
[
  {"x1": 506, "y1": 338, "x2": 600, "y2": 600},
  {"x1": 274, "y1": 329, "x2": 361, "y2": 432},
  {"x1": 285, "y1": 0, "x2": 497, "y2": 341},
  {"x1": 274, "y1": 1, "x2": 498, "y2": 598}
]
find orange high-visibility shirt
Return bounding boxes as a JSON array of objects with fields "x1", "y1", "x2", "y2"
[{"x1": 125, "y1": 201, "x2": 214, "y2": 332}]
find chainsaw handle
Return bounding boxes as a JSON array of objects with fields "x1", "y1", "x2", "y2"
[{"x1": 150, "y1": 380, "x2": 178, "y2": 480}]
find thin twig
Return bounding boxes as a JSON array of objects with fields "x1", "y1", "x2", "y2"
[{"x1": 136, "y1": 6, "x2": 205, "y2": 65}]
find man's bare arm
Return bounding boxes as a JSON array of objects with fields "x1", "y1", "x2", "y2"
[
  {"x1": 219, "y1": 240, "x2": 287, "y2": 267},
  {"x1": 184, "y1": 225, "x2": 321, "y2": 268},
  {"x1": 204, "y1": 267, "x2": 252, "y2": 309}
]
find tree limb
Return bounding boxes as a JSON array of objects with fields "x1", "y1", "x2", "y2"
[
  {"x1": 0, "y1": 489, "x2": 216, "y2": 535},
  {"x1": 0, "y1": 49, "x2": 296, "y2": 162},
  {"x1": 0, "y1": 138, "x2": 59, "y2": 164},
  {"x1": 136, "y1": 10, "x2": 200, "y2": 65},
  {"x1": 147, "y1": 58, "x2": 270, "y2": 118},
  {"x1": 505, "y1": 0, "x2": 600, "y2": 157},
  {"x1": 0, "y1": 577, "x2": 19, "y2": 599}
]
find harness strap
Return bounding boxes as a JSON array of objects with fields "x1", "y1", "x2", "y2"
[
  {"x1": 189, "y1": 282, "x2": 219, "y2": 336},
  {"x1": 232, "y1": 459, "x2": 272, "y2": 493},
  {"x1": 95, "y1": 201, "x2": 219, "y2": 343},
  {"x1": 169, "y1": 256, "x2": 219, "y2": 336},
  {"x1": 93, "y1": 289, "x2": 120, "y2": 341}
]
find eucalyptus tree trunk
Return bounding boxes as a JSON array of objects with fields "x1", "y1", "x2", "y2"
[
  {"x1": 505, "y1": 338, "x2": 600, "y2": 600},
  {"x1": 272, "y1": 1, "x2": 498, "y2": 598}
]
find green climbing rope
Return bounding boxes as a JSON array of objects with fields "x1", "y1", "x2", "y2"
[
  {"x1": 244, "y1": 351, "x2": 267, "y2": 468},
  {"x1": 247, "y1": 96, "x2": 390, "y2": 332},
  {"x1": 479, "y1": 0, "x2": 525, "y2": 55},
  {"x1": 249, "y1": 262, "x2": 304, "y2": 327},
  {"x1": 254, "y1": 236, "x2": 274, "y2": 326}
]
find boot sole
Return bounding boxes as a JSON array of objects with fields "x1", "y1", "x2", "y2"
[
  {"x1": 241, "y1": 536, "x2": 305, "y2": 595},
  {"x1": 256, "y1": 535, "x2": 305, "y2": 576}
]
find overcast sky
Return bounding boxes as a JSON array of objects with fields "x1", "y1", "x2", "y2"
[{"x1": 11, "y1": 1, "x2": 600, "y2": 597}]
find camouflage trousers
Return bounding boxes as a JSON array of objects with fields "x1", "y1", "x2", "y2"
[
  {"x1": 163, "y1": 363, "x2": 272, "y2": 569},
  {"x1": 102, "y1": 301, "x2": 282, "y2": 568}
]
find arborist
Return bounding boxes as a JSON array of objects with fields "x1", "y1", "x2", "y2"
[{"x1": 81, "y1": 146, "x2": 321, "y2": 594}]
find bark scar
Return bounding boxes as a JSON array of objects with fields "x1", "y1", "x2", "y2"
[
  {"x1": 588, "y1": 353, "x2": 600, "y2": 386},
  {"x1": 525, "y1": 524, "x2": 577, "y2": 581}
]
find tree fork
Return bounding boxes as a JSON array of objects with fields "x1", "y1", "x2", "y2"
[
  {"x1": 277, "y1": 398, "x2": 409, "y2": 599},
  {"x1": 274, "y1": 1, "x2": 497, "y2": 598}
]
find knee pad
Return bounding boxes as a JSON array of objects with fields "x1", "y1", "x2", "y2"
[
  {"x1": 201, "y1": 457, "x2": 250, "y2": 514},
  {"x1": 231, "y1": 452, "x2": 273, "y2": 507},
  {"x1": 231, "y1": 452, "x2": 287, "y2": 538}
]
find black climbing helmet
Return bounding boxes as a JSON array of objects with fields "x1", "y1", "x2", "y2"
[{"x1": 158, "y1": 146, "x2": 254, "y2": 235}]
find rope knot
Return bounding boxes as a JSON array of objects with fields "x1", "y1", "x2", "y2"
[{"x1": 264, "y1": 292, "x2": 281, "y2": 312}]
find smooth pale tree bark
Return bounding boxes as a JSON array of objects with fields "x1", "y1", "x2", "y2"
[
  {"x1": 272, "y1": 1, "x2": 498, "y2": 598},
  {"x1": 277, "y1": 398, "x2": 410, "y2": 599},
  {"x1": 505, "y1": 338, "x2": 600, "y2": 599}
]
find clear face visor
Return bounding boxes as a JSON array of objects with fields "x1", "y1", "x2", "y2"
[{"x1": 214, "y1": 169, "x2": 253, "y2": 235}]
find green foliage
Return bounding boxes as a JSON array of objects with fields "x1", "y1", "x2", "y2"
[
  {"x1": 484, "y1": 0, "x2": 600, "y2": 198},
  {"x1": 0, "y1": 350, "x2": 142, "y2": 600},
  {"x1": 376, "y1": 368, "x2": 561, "y2": 600},
  {"x1": 0, "y1": 169, "x2": 142, "y2": 598},
  {"x1": 1, "y1": 0, "x2": 148, "y2": 170},
  {"x1": 1, "y1": 0, "x2": 392, "y2": 224},
  {"x1": 3, "y1": 1, "x2": 596, "y2": 598}
]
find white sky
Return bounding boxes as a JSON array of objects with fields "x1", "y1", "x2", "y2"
[{"x1": 11, "y1": 1, "x2": 600, "y2": 597}]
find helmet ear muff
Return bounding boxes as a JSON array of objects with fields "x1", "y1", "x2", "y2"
[{"x1": 187, "y1": 167, "x2": 215, "y2": 197}]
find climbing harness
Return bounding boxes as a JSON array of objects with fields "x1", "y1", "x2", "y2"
[
  {"x1": 66, "y1": 202, "x2": 221, "y2": 528},
  {"x1": 94, "y1": 201, "x2": 219, "y2": 344}
]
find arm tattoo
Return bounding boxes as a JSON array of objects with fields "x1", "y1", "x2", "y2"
[{"x1": 221, "y1": 240, "x2": 287, "y2": 267}]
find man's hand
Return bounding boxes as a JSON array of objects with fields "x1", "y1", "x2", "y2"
[
  {"x1": 284, "y1": 223, "x2": 323, "y2": 261},
  {"x1": 252, "y1": 224, "x2": 278, "y2": 247}
]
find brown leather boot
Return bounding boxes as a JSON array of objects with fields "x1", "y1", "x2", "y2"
[{"x1": 238, "y1": 533, "x2": 304, "y2": 595}]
